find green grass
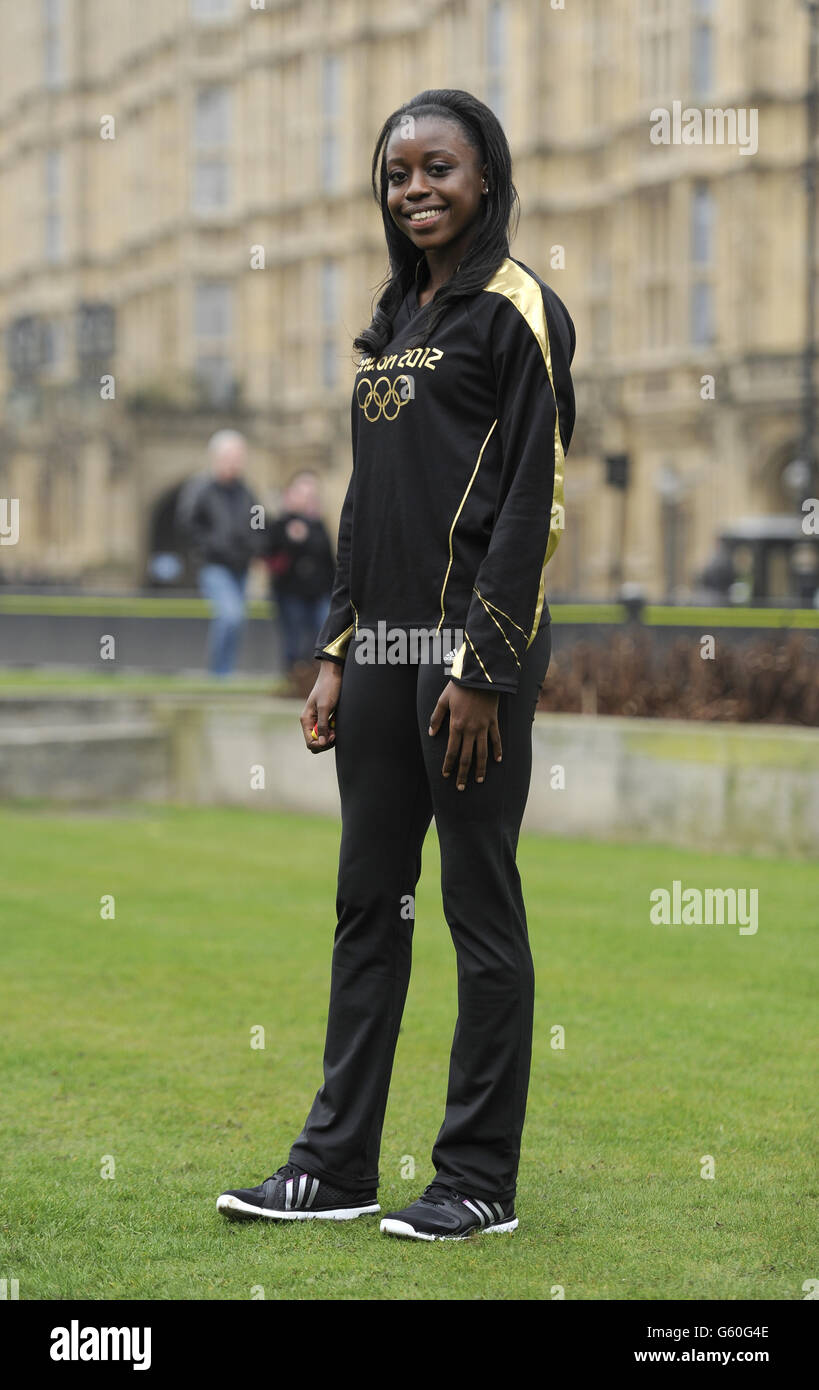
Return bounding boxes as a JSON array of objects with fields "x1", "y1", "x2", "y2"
[
  {"x1": 0, "y1": 594, "x2": 271, "y2": 619},
  {"x1": 2, "y1": 592, "x2": 817, "y2": 627},
  {"x1": 0, "y1": 669, "x2": 281, "y2": 695},
  {"x1": 0, "y1": 804, "x2": 814, "y2": 1301}
]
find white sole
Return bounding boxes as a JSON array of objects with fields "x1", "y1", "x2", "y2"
[
  {"x1": 380, "y1": 1216, "x2": 518, "y2": 1241},
  {"x1": 217, "y1": 1194, "x2": 380, "y2": 1221}
]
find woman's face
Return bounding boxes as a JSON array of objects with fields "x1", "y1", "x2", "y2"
[{"x1": 385, "y1": 116, "x2": 486, "y2": 257}]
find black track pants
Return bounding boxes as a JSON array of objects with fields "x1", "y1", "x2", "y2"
[{"x1": 288, "y1": 622, "x2": 551, "y2": 1204}]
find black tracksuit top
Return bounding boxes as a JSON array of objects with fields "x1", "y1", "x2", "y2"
[{"x1": 314, "y1": 255, "x2": 576, "y2": 694}]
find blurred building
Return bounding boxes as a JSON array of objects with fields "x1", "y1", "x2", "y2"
[{"x1": 0, "y1": 0, "x2": 814, "y2": 598}]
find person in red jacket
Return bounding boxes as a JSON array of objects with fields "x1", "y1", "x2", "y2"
[
  {"x1": 264, "y1": 471, "x2": 336, "y2": 683},
  {"x1": 218, "y1": 88, "x2": 576, "y2": 1240}
]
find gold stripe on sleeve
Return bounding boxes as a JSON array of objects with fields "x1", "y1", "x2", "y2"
[
  {"x1": 472, "y1": 587, "x2": 521, "y2": 669},
  {"x1": 472, "y1": 585, "x2": 528, "y2": 640},
  {"x1": 450, "y1": 641, "x2": 467, "y2": 679},
  {"x1": 320, "y1": 621, "x2": 355, "y2": 659},
  {"x1": 482, "y1": 258, "x2": 566, "y2": 646},
  {"x1": 461, "y1": 631, "x2": 492, "y2": 683}
]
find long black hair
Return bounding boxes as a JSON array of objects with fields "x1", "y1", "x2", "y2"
[{"x1": 353, "y1": 89, "x2": 520, "y2": 358}]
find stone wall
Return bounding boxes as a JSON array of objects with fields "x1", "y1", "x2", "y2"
[{"x1": 1, "y1": 693, "x2": 816, "y2": 859}]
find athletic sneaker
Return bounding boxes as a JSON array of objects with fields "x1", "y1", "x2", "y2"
[
  {"x1": 380, "y1": 1181, "x2": 518, "y2": 1240},
  {"x1": 216, "y1": 1162, "x2": 380, "y2": 1222}
]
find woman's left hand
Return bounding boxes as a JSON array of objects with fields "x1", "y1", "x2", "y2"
[{"x1": 428, "y1": 681, "x2": 502, "y2": 790}]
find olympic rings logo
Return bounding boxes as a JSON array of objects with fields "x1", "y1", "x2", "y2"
[{"x1": 356, "y1": 373, "x2": 414, "y2": 422}]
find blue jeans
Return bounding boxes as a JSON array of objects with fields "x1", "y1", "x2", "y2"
[
  {"x1": 199, "y1": 564, "x2": 248, "y2": 676},
  {"x1": 277, "y1": 593, "x2": 331, "y2": 670}
]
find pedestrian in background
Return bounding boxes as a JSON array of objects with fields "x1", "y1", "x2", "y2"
[
  {"x1": 265, "y1": 471, "x2": 335, "y2": 686},
  {"x1": 175, "y1": 430, "x2": 263, "y2": 678}
]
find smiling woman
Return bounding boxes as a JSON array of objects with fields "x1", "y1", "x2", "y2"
[
  {"x1": 385, "y1": 124, "x2": 487, "y2": 299},
  {"x1": 216, "y1": 88, "x2": 576, "y2": 1243}
]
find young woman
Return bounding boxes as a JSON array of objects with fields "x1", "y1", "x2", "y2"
[{"x1": 217, "y1": 88, "x2": 576, "y2": 1240}]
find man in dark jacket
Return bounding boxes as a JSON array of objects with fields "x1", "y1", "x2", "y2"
[
  {"x1": 175, "y1": 430, "x2": 263, "y2": 677},
  {"x1": 265, "y1": 471, "x2": 335, "y2": 676}
]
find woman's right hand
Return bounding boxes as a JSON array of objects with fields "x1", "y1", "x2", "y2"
[{"x1": 301, "y1": 660, "x2": 344, "y2": 753}]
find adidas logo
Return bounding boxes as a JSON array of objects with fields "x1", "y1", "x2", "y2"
[
  {"x1": 285, "y1": 1173, "x2": 320, "y2": 1210},
  {"x1": 443, "y1": 649, "x2": 457, "y2": 665},
  {"x1": 462, "y1": 1197, "x2": 507, "y2": 1227}
]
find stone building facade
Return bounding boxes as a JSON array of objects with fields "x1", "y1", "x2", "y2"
[{"x1": 0, "y1": 0, "x2": 813, "y2": 597}]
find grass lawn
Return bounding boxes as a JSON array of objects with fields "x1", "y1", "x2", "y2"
[
  {"x1": 0, "y1": 803, "x2": 814, "y2": 1301},
  {"x1": 0, "y1": 669, "x2": 280, "y2": 695}
]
